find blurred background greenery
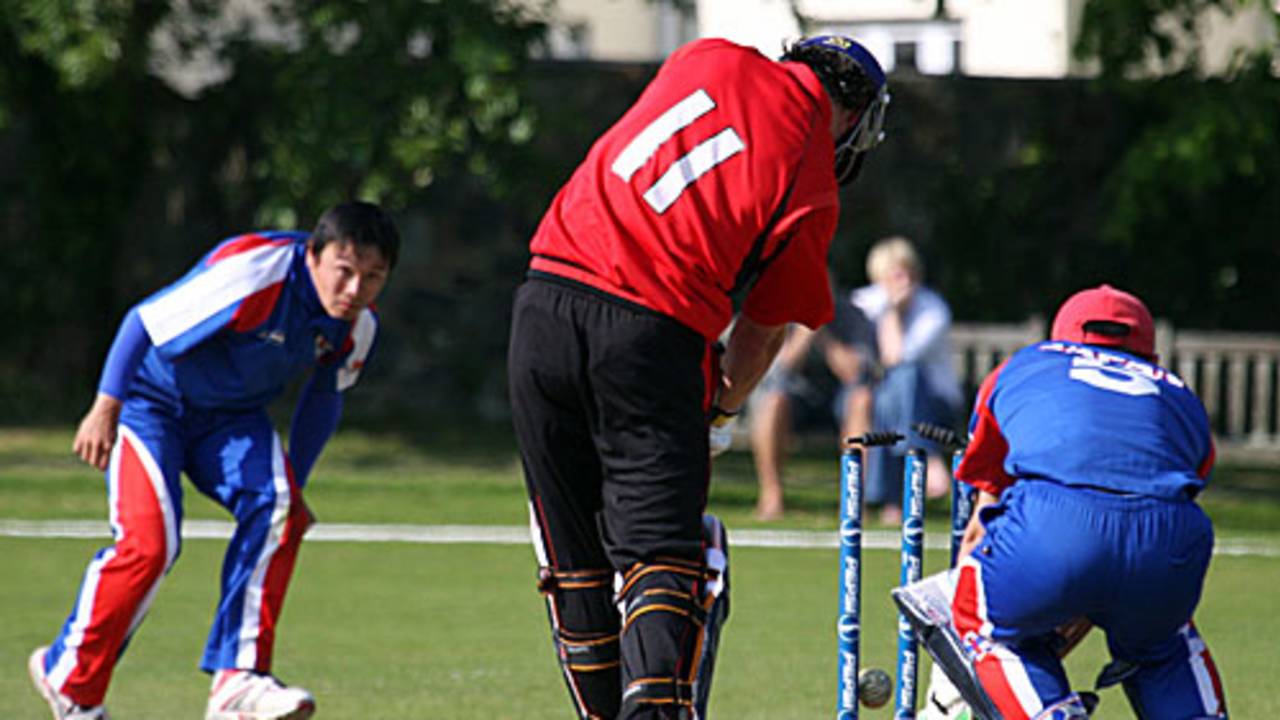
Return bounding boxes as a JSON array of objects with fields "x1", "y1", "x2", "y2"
[{"x1": 1, "y1": 0, "x2": 1277, "y2": 426}]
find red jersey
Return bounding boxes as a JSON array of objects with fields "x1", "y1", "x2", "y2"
[{"x1": 529, "y1": 38, "x2": 840, "y2": 340}]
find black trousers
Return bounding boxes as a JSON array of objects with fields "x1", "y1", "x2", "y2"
[
  {"x1": 509, "y1": 276, "x2": 719, "y2": 719},
  {"x1": 508, "y1": 275, "x2": 715, "y2": 570}
]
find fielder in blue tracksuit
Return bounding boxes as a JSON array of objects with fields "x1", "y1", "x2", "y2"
[
  {"x1": 952, "y1": 284, "x2": 1227, "y2": 719},
  {"x1": 28, "y1": 202, "x2": 399, "y2": 720}
]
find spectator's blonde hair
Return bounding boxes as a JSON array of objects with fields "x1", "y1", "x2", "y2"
[{"x1": 866, "y1": 236, "x2": 922, "y2": 284}]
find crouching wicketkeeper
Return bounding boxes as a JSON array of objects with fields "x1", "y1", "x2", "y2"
[{"x1": 896, "y1": 285, "x2": 1228, "y2": 720}]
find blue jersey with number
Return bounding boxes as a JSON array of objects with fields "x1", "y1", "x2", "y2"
[
  {"x1": 130, "y1": 231, "x2": 377, "y2": 411},
  {"x1": 956, "y1": 341, "x2": 1214, "y2": 500}
]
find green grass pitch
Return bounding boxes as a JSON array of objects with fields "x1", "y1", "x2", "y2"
[{"x1": 2, "y1": 428, "x2": 1277, "y2": 717}]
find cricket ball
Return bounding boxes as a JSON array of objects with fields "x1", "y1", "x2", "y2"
[{"x1": 858, "y1": 667, "x2": 893, "y2": 709}]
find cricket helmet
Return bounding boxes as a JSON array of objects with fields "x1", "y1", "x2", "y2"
[
  {"x1": 1050, "y1": 284, "x2": 1156, "y2": 360},
  {"x1": 784, "y1": 35, "x2": 890, "y2": 185}
]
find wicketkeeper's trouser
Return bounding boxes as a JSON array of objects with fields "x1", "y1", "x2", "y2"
[{"x1": 953, "y1": 480, "x2": 1227, "y2": 719}]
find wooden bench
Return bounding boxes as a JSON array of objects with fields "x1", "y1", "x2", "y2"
[{"x1": 950, "y1": 318, "x2": 1280, "y2": 460}]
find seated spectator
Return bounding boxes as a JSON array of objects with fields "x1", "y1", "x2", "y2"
[
  {"x1": 749, "y1": 293, "x2": 877, "y2": 520},
  {"x1": 853, "y1": 236, "x2": 963, "y2": 524}
]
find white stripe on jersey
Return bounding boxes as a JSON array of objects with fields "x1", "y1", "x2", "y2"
[
  {"x1": 138, "y1": 243, "x2": 294, "y2": 347},
  {"x1": 611, "y1": 88, "x2": 716, "y2": 182},
  {"x1": 642, "y1": 127, "x2": 744, "y2": 214},
  {"x1": 336, "y1": 308, "x2": 377, "y2": 392}
]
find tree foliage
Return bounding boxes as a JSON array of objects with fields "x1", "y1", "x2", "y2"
[
  {"x1": 0, "y1": 0, "x2": 548, "y2": 418},
  {"x1": 1073, "y1": 0, "x2": 1280, "y2": 326},
  {"x1": 151, "y1": 0, "x2": 546, "y2": 222},
  {"x1": 2, "y1": 0, "x2": 1277, "y2": 423},
  {"x1": 1077, "y1": 0, "x2": 1255, "y2": 78}
]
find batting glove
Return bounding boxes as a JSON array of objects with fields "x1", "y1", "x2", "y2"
[{"x1": 709, "y1": 406, "x2": 739, "y2": 458}]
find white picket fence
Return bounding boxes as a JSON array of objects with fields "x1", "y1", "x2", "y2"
[{"x1": 951, "y1": 318, "x2": 1280, "y2": 459}]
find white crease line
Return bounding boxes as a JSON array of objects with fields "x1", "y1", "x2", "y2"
[{"x1": 0, "y1": 519, "x2": 1276, "y2": 558}]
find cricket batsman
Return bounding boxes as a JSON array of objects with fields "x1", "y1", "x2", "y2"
[
  {"x1": 899, "y1": 284, "x2": 1228, "y2": 719},
  {"x1": 507, "y1": 35, "x2": 889, "y2": 718},
  {"x1": 27, "y1": 202, "x2": 400, "y2": 720}
]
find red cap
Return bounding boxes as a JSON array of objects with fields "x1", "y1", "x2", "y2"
[{"x1": 1050, "y1": 284, "x2": 1155, "y2": 358}]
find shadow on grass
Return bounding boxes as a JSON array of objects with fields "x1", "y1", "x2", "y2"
[
  {"x1": 1207, "y1": 465, "x2": 1280, "y2": 501},
  {"x1": 326, "y1": 419, "x2": 522, "y2": 472},
  {"x1": 709, "y1": 441, "x2": 1280, "y2": 535}
]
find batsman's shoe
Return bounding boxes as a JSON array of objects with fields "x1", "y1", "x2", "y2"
[
  {"x1": 28, "y1": 647, "x2": 111, "y2": 720},
  {"x1": 206, "y1": 669, "x2": 316, "y2": 720}
]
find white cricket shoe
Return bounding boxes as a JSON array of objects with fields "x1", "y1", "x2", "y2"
[
  {"x1": 27, "y1": 647, "x2": 111, "y2": 720},
  {"x1": 205, "y1": 669, "x2": 316, "y2": 720}
]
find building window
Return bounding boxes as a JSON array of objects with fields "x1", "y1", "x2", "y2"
[
  {"x1": 827, "y1": 19, "x2": 963, "y2": 75},
  {"x1": 541, "y1": 21, "x2": 590, "y2": 60},
  {"x1": 894, "y1": 41, "x2": 918, "y2": 72}
]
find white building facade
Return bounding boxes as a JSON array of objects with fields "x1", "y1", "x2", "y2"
[{"x1": 527, "y1": 0, "x2": 1277, "y2": 77}]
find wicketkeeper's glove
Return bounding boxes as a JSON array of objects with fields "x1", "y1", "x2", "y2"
[{"x1": 709, "y1": 406, "x2": 739, "y2": 458}]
